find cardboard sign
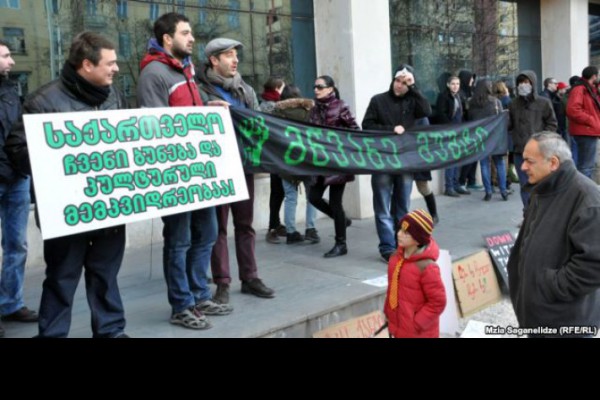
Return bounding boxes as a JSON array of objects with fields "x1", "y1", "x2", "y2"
[
  {"x1": 313, "y1": 311, "x2": 387, "y2": 338},
  {"x1": 452, "y1": 251, "x2": 502, "y2": 318},
  {"x1": 483, "y1": 231, "x2": 515, "y2": 289},
  {"x1": 23, "y1": 107, "x2": 249, "y2": 239}
]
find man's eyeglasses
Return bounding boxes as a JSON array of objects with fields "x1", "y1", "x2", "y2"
[{"x1": 314, "y1": 84, "x2": 330, "y2": 90}]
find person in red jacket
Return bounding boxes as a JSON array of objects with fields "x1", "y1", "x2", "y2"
[
  {"x1": 384, "y1": 209, "x2": 447, "y2": 338},
  {"x1": 566, "y1": 66, "x2": 600, "y2": 179}
]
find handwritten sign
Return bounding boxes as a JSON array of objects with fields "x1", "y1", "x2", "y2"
[
  {"x1": 483, "y1": 231, "x2": 515, "y2": 289},
  {"x1": 452, "y1": 251, "x2": 502, "y2": 318},
  {"x1": 313, "y1": 311, "x2": 387, "y2": 338},
  {"x1": 24, "y1": 107, "x2": 249, "y2": 239}
]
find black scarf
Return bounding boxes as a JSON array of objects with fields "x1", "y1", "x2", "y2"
[{"x1": 60, "y1": 62, "x2": 110, "y2": 107}]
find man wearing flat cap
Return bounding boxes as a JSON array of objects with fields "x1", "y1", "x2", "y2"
[{"x1": 198, "y1": 38, "x2": 275, "y2": 305}]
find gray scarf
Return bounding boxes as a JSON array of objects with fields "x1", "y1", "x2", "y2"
[{"x1": 206, "y1": 67, "x2": 255, "y2": 108}]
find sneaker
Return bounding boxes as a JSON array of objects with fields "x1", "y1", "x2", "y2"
[
  {"x1": 170, "y1": 307, "x2": 212, "y2": 330},
  {"x1": 275, "y1": 224, "x2": 287, "y2": 237},
  {"x1": 266, "y1": 229, "x2": 281, "y2": 244},
  {"x1": 213, "y1": 283, "x2": 230, "y2": 304},
  {"x1": 444, "y1": 190, "x2": 460, "y2": 198},
  {"x1": 1, "y1": 307, "x2": 39, "y2": 323},
  {"x1": 196, "y1": 299, "x2": 233, "y2": 316},
  {"x1": 286, "y1": 231, "x2": 304, "y2": 244},
  {"x1": 467, "y1": 184, "x2": 484, "y2": 191},
  {"x1": 304, "y1": 228, "x2": 320, "y2": 244},
  {"x1": 241, "y1": 279, "x2": 275, "y2": 298},
  {"x1": 455, "y1": 186, "x2": 471, "y2": 195}
]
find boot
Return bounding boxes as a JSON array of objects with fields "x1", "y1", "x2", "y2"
[
  {"x1": 324, "y1": 238, "x2": 348, "y2": 258},
  {"x1": 507, "y1": 163, "x2": 519, "y2": 184},
  {"x1": 424, "y1": 193, "x2": 439, "y2": 225}
]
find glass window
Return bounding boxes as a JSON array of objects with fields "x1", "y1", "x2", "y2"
[
  {"x1": 177, "y1": 0, "x2": 185, "y2": 14},
  {"x1": 119, "y1": 32, "x2": 131, "y2": 58},
  {"x1": 390, "y1": 0, "x2": 521, "y2": 106},
  {"x1": 116, "y1": 0, "x2": 128, "y2": 19},
  {"x1": 2, "y1": 27, "x2": 25, "y2": 54},
  {"x1": 228, "y1": 0, "x2": 241, "y2": 30},
  {"x1": 0, "y1": 0, "x2": 20, "y2": 9},
  {"x1": 86, "y1": 0, "x2": 97, "y2": 16},
  {"x1": 149, "y1": 2, "x2": 159, "y2": 21}
]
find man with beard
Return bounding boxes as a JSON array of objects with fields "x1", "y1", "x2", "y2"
[
  {"x1": 137, "y1": 13, "x2": 232, "y2": 330},
  {"x1": 198, "y1": 38, "x2": 275, "y2": 304}
]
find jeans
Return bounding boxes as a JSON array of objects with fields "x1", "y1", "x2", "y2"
[
  {"x1": 39, "y1": 227, "x2": 126, "y2": 338},
  {"x1": 573, "y1": 136, "x2": 598, "y2": 179},
  {"x1": 444, "y1": 168, "x2": 460, "y2": 192},
  {"x1": 0, "y1": 176, "x2": 30, "y2": 316},
  {"x1": 481, "y1": 155, "x2": 507, "y2": 194},
  {"x1": 569, "y1": 135, "x2": 579, "y2": 167},
  {"x1": 371, "y1": 173, "x2": 413, "y2": 255},
  {"x1": 282, "y1": 179, "x2": 316, "y2": 233},
  {"x1": 513, "y1": 153, "x2": 531, "y2": 211},
  {"x1": 162, "y1": 207, "x2": 217, "y2": 313}
]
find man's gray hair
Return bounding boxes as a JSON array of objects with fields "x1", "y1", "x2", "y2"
[{"x1": 530, "y1": 132, "x2": 572, "y2": 162}]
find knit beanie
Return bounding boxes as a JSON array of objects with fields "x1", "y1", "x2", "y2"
[{"x1": 399, "y1": 209, "x2": 434, "y2": 246}]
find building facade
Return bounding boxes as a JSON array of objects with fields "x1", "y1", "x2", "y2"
[{"x1": 0, "y1": 0, "x2": 595, "y2": 227}]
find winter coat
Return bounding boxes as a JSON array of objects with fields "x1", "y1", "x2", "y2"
[
  {"x1": 0, "y1": 77, "x2": 21, "y2": 183},
  {"x1": 435, "y1": 89, "x2": 464, "y2": 124},
  {"x1": 507, "y1": 160, "x2": 600, "y2": 333},
  {"x1": 137, "y1": 40, "x2": 203, "y2": 107},
  {"x1": 5, "y1": 77, "x2": 125, "y2": 177},
  {"x1": 310, "y1": 92, "x2": 358, "y2": 186},
  {"x1": 508, "y1": 70, "x2": 557, "y2": 153},
  {"x1": 566, "y1": 81, "x2": 600, "y2": 137},
  {"x1": 362, "y1": 79, "x2": 431, "y2": 132},
  {"x1": 384, "y1": 239, "x2": 447, "y2": 338},
  {"x1": 468, "y1": 96, "x2": 507, "y2": 156}
]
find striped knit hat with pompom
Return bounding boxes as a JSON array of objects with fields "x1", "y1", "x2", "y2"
[{"x1": 399, "y1": 209, "x2": 434, "y2": 246}]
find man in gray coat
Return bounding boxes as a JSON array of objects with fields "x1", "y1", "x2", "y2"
[{"x1": 507, "y1": 132, "x2": 600, "y2": 337}]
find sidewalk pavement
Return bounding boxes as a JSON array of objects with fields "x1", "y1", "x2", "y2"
[{"x1": 4, "y1": 187, "x2": 521, "y2": 338}]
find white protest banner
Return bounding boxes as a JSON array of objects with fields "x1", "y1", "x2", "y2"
[{"x1": 24, "y1": 106, "x2": 249, "y2": 240}]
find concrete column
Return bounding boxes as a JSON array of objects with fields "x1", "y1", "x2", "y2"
[
  {"x1": 313, "y1": 0, "x2": 392, "y2": 219},
  {"x1": 541, "y1": 0, "x2": 589, "y2": 81}
]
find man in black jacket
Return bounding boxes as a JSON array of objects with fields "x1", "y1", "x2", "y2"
[
  {"x1": 0, "y1": 39, "x2": 38, "y2": 338},
  {"x1": 362, "y1": 64, "x2": 432, "y2": 262},
  {"x1": 508, "y1": 132, "x2": 600, "y2": 337},
  {"x1": 6, "y1": 32, "x2": 128, "y2": 338}
]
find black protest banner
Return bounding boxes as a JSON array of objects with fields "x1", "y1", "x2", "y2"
[
  {"x1": 230, "y1": 107, "x2": 508, "y2": 175},
  {"x1": 483, "y1": 230, "x2": 515, "y2": 290}
]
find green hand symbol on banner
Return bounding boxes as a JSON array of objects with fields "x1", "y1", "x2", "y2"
[{"x1": 238, "y1": 116, "x2": 269, "y2": 167}]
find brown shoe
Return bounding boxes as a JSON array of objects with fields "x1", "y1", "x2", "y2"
[
  {"x1": 1, "y1": 307, "x2": 39, "y2": 323},
  {"x1": 213, "y1": 284, "x2": 230, "y2": 304},
  {"x1": 266, "y1": 229, "x2": 281, "y2": 244},
  {"x1": 241, "y1": 279, "x2": 275, "y2": 298}
]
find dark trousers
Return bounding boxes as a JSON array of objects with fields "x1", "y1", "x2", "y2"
[
  {"x1": 268, "y1": 174, "x2": 285, "y2": 230},
  {"x1": 211, "y1": 174, "x2": 258, "y2": 284},
  {"x1": 38, "y1": 227, "x2": 126, "y2": 338},
  {"x1": 308, "y1": 177, "x2": 347, "y2": 241},
  {"x1": 459, "y1": 162, "x2": 478, "y2": 186}
]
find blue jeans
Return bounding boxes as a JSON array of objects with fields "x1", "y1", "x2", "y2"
[
  {"x1": 573, "y1": 136, "x2": 598, "y2": 179},
  {"x1": 39, "y1": 227, "x2": 126, "y2": 338},
  {"x1": 570, "y1": 136, "x2": 579, "y2": 166},
  {"x1": 282, "y1": 179, "x2": 316, "y2": 233},
  {"x1": 444, "y1": 167, "x2": 460, "y2": 192},
  {"x1": 0, "y1": 176, "x2": 30, "y2": 316},
  {"x1": 372, "y1": 173, "x2": 413, "y2": 256},
  {"x1": 513, "y1": 154, "x2": 530, "y2": 211},
  {"x1": 481, "y1": 155, "x2": 507, "y2": 194},
  {"x1": 162, "y1": 207, "x2": 217, "y2": 313}
]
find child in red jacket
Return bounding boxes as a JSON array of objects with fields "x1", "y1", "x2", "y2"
[{"x1": 384, "y1": 209, "x2": 447, "y2": 338}]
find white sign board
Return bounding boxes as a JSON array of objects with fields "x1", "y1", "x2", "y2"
[
  {"x1": 24, "y1": 107, "x2": 249, "y2": 239},
  {"x1": 439, "y1": 249, "x2": 460, "y2": 337}
]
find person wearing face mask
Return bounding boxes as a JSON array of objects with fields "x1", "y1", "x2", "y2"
[{"x1": 508, "y1": 70, "x2": 557, "y2": 211}]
